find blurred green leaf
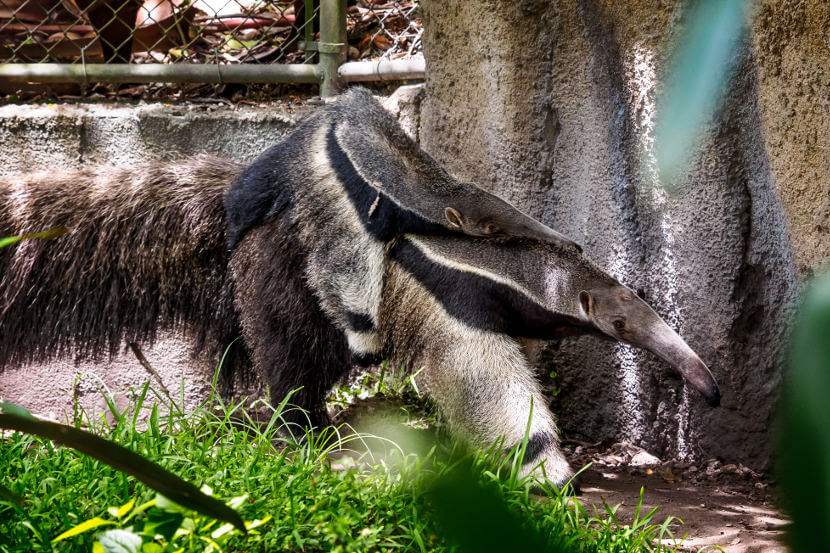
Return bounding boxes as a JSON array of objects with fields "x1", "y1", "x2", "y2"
[
  {"x1": 777, "y1": 273, "x2": 830, "y2": 553},
  {"x1": 655, "y1": 0, "x2": 748, "y2": 190},
  {"x1": 53, "y1": 518, "x2": 116, "y2": 542},
  {"x1": 143, "y1": 508, "x2": 184, "y2": 541},
  {"x1": 0, "y1": 408, "x2": 246, "y2": 533},
  {"x1": 111, "y1": 498, "x2": 136, "y2": 520},
  {"x1": 0, "y1": 226, "x2": 68, "y2": 249},
  {"x1": 430, "y1": 463, "x2": 566, "y2": 553},
  {"x1": 0, "y1": 401, "x2": 35, "y2": 418},
  {"x1": 96, "y1": 529, "x2": 143, "y2": 553},
  {"x1": 0, "y1": 482, "x2": 24, "y2": 506}
]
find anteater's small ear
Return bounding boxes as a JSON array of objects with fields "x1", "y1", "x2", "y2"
[
  {"x1": 579, "y1": 290, "x2": 592, "y2": 318},
  {"x1": 444, "y1": 207, "x2": 465, "y2": 229}
]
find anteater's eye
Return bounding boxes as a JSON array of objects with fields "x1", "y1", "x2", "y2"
[
  {"x1": 484, "y1": 223, "x2": 501, "y2": 234},
  {"x1": 613, "y1": 320, "x2": 625, "y2": 330}
]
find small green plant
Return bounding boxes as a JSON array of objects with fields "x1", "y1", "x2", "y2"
[{"x1": 328, "y1": 360, "x2": 424, "y2": 410}]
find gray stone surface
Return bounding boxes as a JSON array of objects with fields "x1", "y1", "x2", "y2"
[
  {"x1": 0, "y1": 101, "x2": 310, "y2": 172},
  {"x1": 418, "y1": 0, "x2": 826, "y2": 469}
]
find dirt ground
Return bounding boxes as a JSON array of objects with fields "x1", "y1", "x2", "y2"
[{"x1": 564, "y1": 442, "x2": 788, "y2": 553}]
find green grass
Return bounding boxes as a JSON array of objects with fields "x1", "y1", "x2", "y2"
[{"x1": 1, "y1": 373, "x2": 696, "y2": 553}]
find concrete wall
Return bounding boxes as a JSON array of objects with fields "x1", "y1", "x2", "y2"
[{"x1": 418, "y1": 0, "x2": 828, "y2": 469}]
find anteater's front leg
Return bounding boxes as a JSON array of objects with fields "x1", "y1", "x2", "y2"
[
  {"x1": 420, "y1": 331, "x2": 575, "y2": 491},
  {"x1": 230, "y1": 218, "x2": 353, "y2": 430}
]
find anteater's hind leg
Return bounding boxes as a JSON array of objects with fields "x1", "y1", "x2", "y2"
[{"x1": 230, "y1": 216, "x2": 352, "y2": 431}]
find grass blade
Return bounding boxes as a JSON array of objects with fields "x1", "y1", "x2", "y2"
[
  {"x1": 0, "y1": 227, "x2": 68, "y2": 249},
  {"x1": 52, "y1": 517, "x2": 116, "y2": 542}
]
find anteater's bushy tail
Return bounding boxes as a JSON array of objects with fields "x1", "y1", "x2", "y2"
[{"x1": 0, "y1": 156, "x2": 246, "y2": 372}]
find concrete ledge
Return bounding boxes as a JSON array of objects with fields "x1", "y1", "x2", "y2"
[{"x1": 0, "y1": 100, "x2": 312, "y2": 174}]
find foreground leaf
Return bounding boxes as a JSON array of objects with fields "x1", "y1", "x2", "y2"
[
  {"x1": 53, "y1": 518, "x2": 116, "y2": 542},
  {"x1": 430, "y1": 464, "x2": 566, "y2": 553},
  {"x1": 777, "y1": 274, "x2": 830, "y2": 553},
  {"x1": 96, "y1": 529, "x2": 143, "y2": 553},
  {"x1": 0, "y1": 482, "x2": 24, "y2": 506},
  {"x1": 654, "y1": 0, "x2": 748, "y2": 189},
  {"x1": 0, "y1": 226, "x2": 68, "y2": 249}
]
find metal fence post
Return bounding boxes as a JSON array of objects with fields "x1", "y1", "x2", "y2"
[{"x1": 318, "y1": 0, "x2": 347, "y2": 98}]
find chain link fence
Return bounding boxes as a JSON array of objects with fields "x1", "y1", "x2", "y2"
[
  {"x1": 347, "y1": 1, "x2": 420, "y2": 61},
  {"x1": 0, "y1": 0, "x2": 422, "y2": 91}
]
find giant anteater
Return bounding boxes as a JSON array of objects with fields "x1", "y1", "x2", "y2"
[{"x1": 0, "y1": 126, "x2": 718, "y2": 491}]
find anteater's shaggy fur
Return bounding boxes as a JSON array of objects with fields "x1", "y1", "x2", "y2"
[
  {"x1": 0, "y1": 156, "x2": 351, "y2": 427},
  {"x1": 0, "y1": 156, "x2": 244, "y2": 372},
  {"x1": 0, "y1": 153, "x2": 718, "y2": 489}
]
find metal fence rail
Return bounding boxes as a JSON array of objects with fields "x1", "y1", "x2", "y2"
[{"x1": 0, "y1": 0, "x2": 424, "y2": 96}]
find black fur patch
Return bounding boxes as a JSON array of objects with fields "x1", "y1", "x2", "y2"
[
  {"x1": 345, "y1": 311, "x2": 375, "y2": 332},
  {"x1": 352, "y1": 350, "x2": 386, "y2": 367},
  {"x1": 230, "y1": 216, "x2": 353, "y2": 428},
  {"x1": 326, "y1": 126, "x2": 446, "y2": 241},
  {"x1": 518, "y1": 432, "x2": 554, "y2": 466},
  {"x1": 390, "y1": 238, "x2": 585, "y2": 339},
  {"x1": 225, "y1": 139, "x2": 296, "y2": 249}
]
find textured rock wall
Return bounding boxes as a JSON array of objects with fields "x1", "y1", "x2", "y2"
[{"x1": 420, "y1": 0, "x2": 828, "y2": 469}]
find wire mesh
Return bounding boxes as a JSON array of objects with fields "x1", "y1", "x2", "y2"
[
  {"x1": 0, "y1": 0, "x2": 311, "y2": 65},
  {"x1": 0, "y1": 0, "x2": 420, "y2": 66},
  {"x1": 346, "y1": 0, "x2": 420, "y2": 61}
]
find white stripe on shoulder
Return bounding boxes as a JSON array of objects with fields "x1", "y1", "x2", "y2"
[
  {"x1": 404, "y1": 235, "x2": 544, "y2": 305},
  {"x1": 332, "y1": 121, "x2": 430, "y2": 220}
]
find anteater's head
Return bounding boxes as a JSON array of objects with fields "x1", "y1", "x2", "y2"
[
  {"x1": 442, "y1": 186, "x2": 583, "y2": 253},
  {"x1": 576, "y1": 285, "x2": 720, "y2": 407}
]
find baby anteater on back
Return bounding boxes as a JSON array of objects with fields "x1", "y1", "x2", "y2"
[{"x1": 224, "y1": 88, "x2": 582, "y2": 369}]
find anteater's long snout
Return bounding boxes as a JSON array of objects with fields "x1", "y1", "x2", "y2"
[
  {"x1": 679, "y1": 356, "x2": 721, "y2": 407},
  {"x1": 522, "y1": 217, "x2": 583, "y2": 253},
  {"x1": 649, "y1": 323, "x2": 721, "y2": 407}
]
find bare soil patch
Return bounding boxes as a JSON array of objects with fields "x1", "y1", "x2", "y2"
[{"x1": 565, "y1": 442, "x2": 788, "y2": 552}]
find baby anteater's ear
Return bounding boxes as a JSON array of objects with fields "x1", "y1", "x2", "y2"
[
  {"x1": 444, "y1": 207, "x2": 465, "y2": 229},
  {"x1": 579, "y1": 290, "x2": 593, "y2": 318}
]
